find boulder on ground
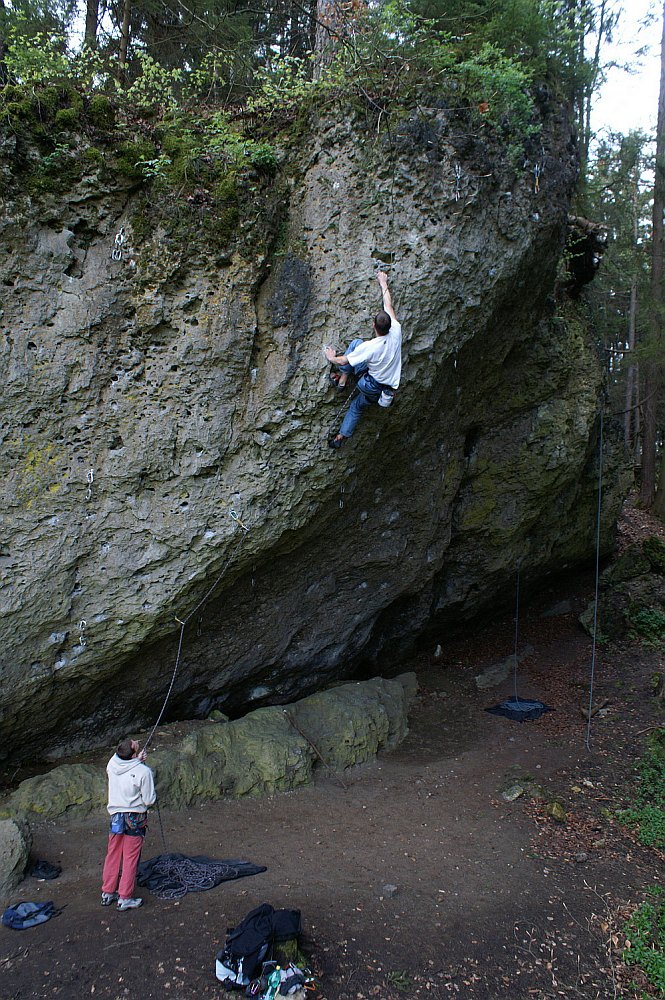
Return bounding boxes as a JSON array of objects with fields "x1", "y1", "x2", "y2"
[
  {"x1": 0, "y1": 814, "x2": 32, "y2": 903},
  {"x1": 1, "y1": 674, "x2": 418, "y2": 820}
]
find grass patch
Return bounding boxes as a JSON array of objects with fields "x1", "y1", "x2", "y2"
[
  {"x1": 618, "y1": 729, "x2": 665, "y2": 848},
  {"x1": 622, "y1": 887, "x2": 665, "y2": 996}
]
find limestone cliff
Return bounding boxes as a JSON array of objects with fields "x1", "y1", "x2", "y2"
[{"x1": 0, "y1": 101, "x2": 629, "y2": 764}]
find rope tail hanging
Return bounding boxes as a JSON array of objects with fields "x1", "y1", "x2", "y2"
[
  {"x1": 585, "y1": 405, "x2": 605, "y2": 751},
  {"x1": 485, "y1": 559, "x2": 553, "y2": 722},
  {"x1": 512, "y1": 562, "x2": 521, "y2": 703}
]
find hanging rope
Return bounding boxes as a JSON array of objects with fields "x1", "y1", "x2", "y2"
[
  {"x1": 141, "y1": 511, "x2": 249, "y2": 754},
  {"x1": 585, "y1": 406, "x2": 605, "y2": 751},
  {"x1": 512, "y1": 563, "x2": 521, "y2": 703}
]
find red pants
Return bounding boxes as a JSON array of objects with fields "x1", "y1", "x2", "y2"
[{"x1": 101, "y1": 833, "x2": 145, "y2": 899}]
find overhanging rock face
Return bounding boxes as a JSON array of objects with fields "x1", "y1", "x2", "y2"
[{"x1": 0, "y1": 107, "x2": 628, "y2": 763}]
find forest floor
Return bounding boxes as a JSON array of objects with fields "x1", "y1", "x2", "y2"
[{"x1": 1, "y1": 505, "x2": 663, "y2": 1000}]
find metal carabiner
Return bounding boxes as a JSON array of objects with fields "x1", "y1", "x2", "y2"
[{"x1": 229, "y1": 509, "x2": 249, "y2": 532}]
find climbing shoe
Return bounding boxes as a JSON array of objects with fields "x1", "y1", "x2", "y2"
[
  {"x1": 101, "y1": 892, "x2": 118, "y2": 906},
  {"x1": 328, "y1": 373, "x2": 347, "y2": 391},
  {"x1": 328, "y1": 435, "x2": 346, "y2": 450},
  {"x1": 117, "y1": 897, "x2": 143, "y2": 910}
]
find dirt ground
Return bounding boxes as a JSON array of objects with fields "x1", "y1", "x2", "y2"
[{"x1": 1, "y1": 517, "x2": 663, "y2": 1000}]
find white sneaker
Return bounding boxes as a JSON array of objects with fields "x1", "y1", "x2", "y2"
[
  {"x1": 101, "y1": 892, "x2": 118, "y2": 906},
  {"x1": 117, "y1": 897, "x2": 143, "y2": 910}
]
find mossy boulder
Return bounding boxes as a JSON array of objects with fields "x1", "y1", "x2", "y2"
[
  {"x1": 600, "y1": 544, "x2": 651, "y2": 587},
  {"x1": 581, "y1": 538, "x2": 665, "y2": 642},
  {"x1": 4, "y1": 764, "x2": 105, "y2": 818},
  {"x1": 0, "y1": 674, "x2": 417, "y2": 820}
]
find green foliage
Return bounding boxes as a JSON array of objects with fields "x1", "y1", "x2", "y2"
[
  {"x1": 626, "y1": 606, "x2": 665, "y2": 645},
  {"x1": 3, "y1": 22, "x2": 71, "y2": 84},
  {"x1": 121, "y1": 54, "x2": 183, "y2": 111},
  {"x1": 247, "y1": 55, "x2": 323, "y2": 115},
  {"x1": 87, "y1": 95, "x2": 116, "y2": 130},
  {"x1": 135, "y1": 155, "x2": 173, "y2": 183},
  {"x1": 113, "y1": 139, "x2": 159, "y2": 180},
  {"x1": 26, "y1": 140, "x2": 83, "y2": 194},
  {"x1": 618, "y1": 730, "x2": 665, "y2": 848},
  {"x1": 454, "y1": 42, "x2": 539, "y2": 140},
  {"x1": 622, "y1": 887, "x2": 665, "y2": 995},
  {"x1": 54, "y1": 106, "x2": 79, "y2": 130}
]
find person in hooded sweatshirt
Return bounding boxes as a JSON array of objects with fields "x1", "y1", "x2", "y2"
[{"x1": 101, "y1": 737, "x2": 156, "y2": 910}]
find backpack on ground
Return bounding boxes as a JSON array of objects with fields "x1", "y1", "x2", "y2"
[
  {"x1": 2, "y1": 901, "x2": 60, "y2": 930},
  {"x1": 215, "y1": 903, "x2": 301, "y2": 990}
]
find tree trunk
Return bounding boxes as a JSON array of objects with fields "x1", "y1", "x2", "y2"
[
  {"x1": 0, "y1": 0, "x2": 8, "y2": 84},
  {"x1": 84, "y1": 0, "x2": 99, "y2": 50},
  {"x1": 655, "y1": 447, "x2": 665, "y2": 518},
  {"x1": 624, "y1": 277, "x2": 638, "y2": 448},
  {"x1": 640, "y1": 0, "x2": 665, "y2": 508},
  {"x1": 119, "y1": 0, "x2": 132, "y2": 70},
  {"x1": 313, "y1": 0, "x2": 339, "y2": 79}
]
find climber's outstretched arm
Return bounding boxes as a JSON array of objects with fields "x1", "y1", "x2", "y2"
[{"x1": 377, "y1": 270, "x2": 398, "y2": 324}]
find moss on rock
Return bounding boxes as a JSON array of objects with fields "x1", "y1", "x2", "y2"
[
  {"x1": 5, "y1": 764, "x2": 105, "y2": 818},
  {"x1": 0, "y1": 675, "x2": 417, "y2": 821}
]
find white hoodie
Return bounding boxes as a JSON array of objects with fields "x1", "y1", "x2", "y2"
[{"x1": 106, "y1": 754, "x2": 156, "y2": 815}]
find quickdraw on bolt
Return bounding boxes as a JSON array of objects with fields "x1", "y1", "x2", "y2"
[
  {"x1": 454, "y1": 162, "x2": 463, "y2": 201},
  {"x1": 78, "y1": 619, "x2": 87, "y2": 647},
  {"x1": 85, "y1": 467, "x2": 94, "y2": 501},
  {"x1": 111, "y1": 227, "x2": 126, "y2": 261},
  {"x1": 339, "y1": 484, "x2": 345, "y2": 510},
  {"x1": 229, "y1": 509, "x2": 249, "y2": 532},
  {"x1": 533, "y1": 163, "x2": 542, "y2": 194}
]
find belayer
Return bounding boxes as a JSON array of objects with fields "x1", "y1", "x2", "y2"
[
  {"x1": 325, "y1": 269, "x2": 402, "y2": 449},
  {"x1": 100, "y1": 736, "x2": 156, "y2": 911}
]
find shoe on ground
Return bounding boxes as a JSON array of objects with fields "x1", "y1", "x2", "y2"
[
  {"x1": 117, "y1": 897, "x2": 143, "y2": 910},
  {"x1": 101, "y1": 892, "x2": 118, "y2": 906}
]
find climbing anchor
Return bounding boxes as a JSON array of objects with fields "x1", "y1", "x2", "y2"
[{"x1": 111, "y1": 227, "x2": 126, "y2": 261}]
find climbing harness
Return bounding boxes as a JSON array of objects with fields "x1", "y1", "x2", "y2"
[
  {"x1": 111, "y1": 227, "x2": 126, "y2": 262},
  {"x1": 584, "y1": 406, "x2": 604, "y2": 751}
]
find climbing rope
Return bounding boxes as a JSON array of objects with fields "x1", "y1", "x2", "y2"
[
  {"x1": 584, "y1": 406, "x2": 605, "y2": 751},
  {"x1": 512, "y1": 563, "x2": 521, "y2": 702},
  {"x1": 141, "y1": 509, "x2": 250, "y2": 754}
]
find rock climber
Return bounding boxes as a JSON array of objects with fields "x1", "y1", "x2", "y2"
[
  {"x1": 325, "y1": 269, "x2": 402, "y2": 449},
  {"x1": 101, "y1": 736, "x2": 156, "y2": 911}
]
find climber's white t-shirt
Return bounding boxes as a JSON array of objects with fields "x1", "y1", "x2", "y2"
[{"x1": 346, "y1": 319, "x2": 402, "y2": 389}]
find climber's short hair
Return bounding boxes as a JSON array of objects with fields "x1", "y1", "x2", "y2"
[
  {"x1": 116, "y1": 738, "x2": 136, "y2": 760},
  {"x1": 374, "y1": 310, "x2": 391, "y2": 336}
]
